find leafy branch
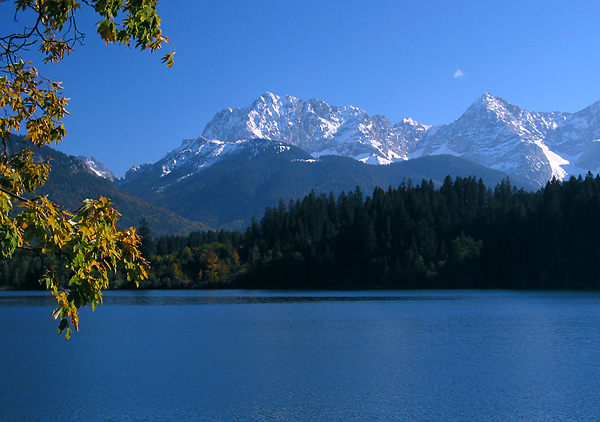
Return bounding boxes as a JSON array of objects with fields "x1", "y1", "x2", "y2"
[{"x1": 0, "y1": 0, "x2": 172, "y2": 339}]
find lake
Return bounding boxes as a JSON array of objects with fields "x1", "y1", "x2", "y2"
[{"x1": 1, "y1": 290, "x2": 600, "y2": 421}]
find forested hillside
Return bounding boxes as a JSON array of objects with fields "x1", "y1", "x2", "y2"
[
  {"x1": 17, "y1": 138, "x2": 208, "y2": 236},
  {"x1": 120, "y1": 139, "x2": 530, "y2": 230},
  {"x1": 3, "y1": 174, "x2": 600, "y2": 290},
  {"x1": 239, "y1": 175, "x2": 600, "y2": 289}
]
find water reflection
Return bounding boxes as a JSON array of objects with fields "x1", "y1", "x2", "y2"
[
  {"x1": 0, "y1": 293, "x2": 55, "y2": 307},
  {"x1": 0, "y1": 290, "x2": 465, "y2": 307}
]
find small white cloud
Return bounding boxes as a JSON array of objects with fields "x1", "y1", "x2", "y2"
[{"x1": 453, "y1": 69, "x2": 465, "y2": 78}]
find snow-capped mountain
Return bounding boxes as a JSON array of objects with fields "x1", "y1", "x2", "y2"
[
  {"x1": 77, "y1": 156, "x2": 119, "y2": 181},
  {"x1": 123, "y1": 92, "x2": 600, "y2": 188},
  {"x1": 412, "y1": 93, "x2": 570, "y2": 186},
  {"x1": 124, "y1": 137, "x2": 295, "y2": 180},
  {"x1": 545, "y1": 100, "x2": 600, "y2": 174},
  {"x1": 119, "y1": 143, "x2": 517, "y2": 230},
  {"x1": 121, "y1": 137, "x2": 303, "y2": 193},
  {"x1": 202, "y1": 92, "x2": 430, "y2": 165}
]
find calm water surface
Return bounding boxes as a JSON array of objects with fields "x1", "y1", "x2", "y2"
[{"x1": 1, "y1": 290, "x2": 600, "y2": 421}]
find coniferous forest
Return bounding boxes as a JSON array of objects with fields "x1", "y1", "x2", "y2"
[{"x1": 3, "y1": 174, "x2": 600, "y2": 291}]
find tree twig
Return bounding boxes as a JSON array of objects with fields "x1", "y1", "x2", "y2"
[{"x1": 0, "y1": 185, "x2": 30, "y2": 202}]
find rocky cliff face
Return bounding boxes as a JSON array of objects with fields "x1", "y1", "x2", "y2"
[
  {"x1": 77, "y1": 155, "x2": 119, "y2": 181},
  {"x1": 123, "y1": 92, "x2": 600, "y2": 188},
  {"x1": 412, "y1": 93, "x2": 570, "y2": 186},
  {"x1": 202, "y1": 92, "x2": 430, "y2": 165}
]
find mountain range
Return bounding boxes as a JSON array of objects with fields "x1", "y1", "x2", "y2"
[
  {"x1": 48, "y1": 92, "x2": 600, "y2": 232},
  {"x1": 122, "y1": 92, "x2": 600, "y2": 188},
  {"x1": 117, "y1": 139, "x2": 516, "y2": 229},
  {"x1": 11, "y1": 137, "x2": 208, "y2": 236}
]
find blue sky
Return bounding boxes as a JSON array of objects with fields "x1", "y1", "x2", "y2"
[{"x1": 4, "y1": 1, "x2": 600, "y2": 176}]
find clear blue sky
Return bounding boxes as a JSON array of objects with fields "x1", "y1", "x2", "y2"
[{"x1": 4, "y1": 1, "x2": 600, "y2": 176}]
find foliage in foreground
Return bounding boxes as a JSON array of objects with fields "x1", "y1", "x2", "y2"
[{"x1": 0, "y1": 0, "x2": 172, "y2": 339}]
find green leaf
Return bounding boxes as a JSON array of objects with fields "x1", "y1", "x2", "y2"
[{"x1": 57, "y1": 318, "x2": 68, "y2": 334}]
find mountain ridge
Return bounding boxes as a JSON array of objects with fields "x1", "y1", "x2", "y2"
[
  {"x1": 135, "y1": 91, "x2": 596, "y2": 188},
  {"x1": 119, "y1": 136, "x2": 532, "y2": 230},
  {"x1": 4, "y1": 136, "x2": 209, "y2": 236}
]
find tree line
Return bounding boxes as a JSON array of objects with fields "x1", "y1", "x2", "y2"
[{"x1": 3, "y1": 174, "x2": 600, "y2": 291}]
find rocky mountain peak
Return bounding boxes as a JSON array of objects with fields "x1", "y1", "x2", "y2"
[
  {"x1": 462, "y1": 93, "x2": 520, "y2": 124},
  {"x1": 77, "y1": 156, "x2": 119, "y2": 181},
  {"x1": 201, "y1": 92, "x2": 428, "y2": 166},
  {"x1": 124, "y1": 92, "x2": 600, "y2": 189}
]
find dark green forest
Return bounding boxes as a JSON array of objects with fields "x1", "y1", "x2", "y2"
[{"x1": 3, "y1": 174, "x2": 600, "y2": 290}]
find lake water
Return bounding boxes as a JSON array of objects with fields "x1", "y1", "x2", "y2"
[{"x1": 1, "y1": 290, "x2": 600, "y2": 421}]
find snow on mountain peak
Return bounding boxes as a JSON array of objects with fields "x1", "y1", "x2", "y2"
[
  {"x1": 202, "y1": 93, "x2": 428, "y2": 165},
  {"x1": 418, "y1": 93, "x2": 575, "y2": 185},
  {"x1": 198, "y1": 92, "x2": 585, "y2": 186},
  {"x1": 125, "y1": 92, "x2": 600, "y2": 188},
  {"x1": 77, "y1": 156, "x2": 119, "y2": 181},
  {"x1": 466, "y1": 93, "x2": 516, "y2": 121},
  {"x1": 401, "y1": 117, "x2": 424, "y2": 127}
]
